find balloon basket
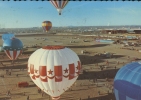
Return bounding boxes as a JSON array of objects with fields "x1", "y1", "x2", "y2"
[{"x1": 52, "y1": 96, "x2": 60, "y2": 100}]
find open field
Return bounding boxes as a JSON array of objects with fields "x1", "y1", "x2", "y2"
[{"x1": 0, "y1": 33, "x2": 141, "y2": 100}]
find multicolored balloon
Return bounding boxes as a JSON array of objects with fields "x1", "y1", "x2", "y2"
[
  {"x1": 42, "y1": 21, "x2": 52, "y2": 32},
  {"x1": 114, "y1": 61, "x2": 141, "y2": 100},
  {"x1": 28, "y1": 46, "x2": 81, "y2": 100},
  {"x1": 3, "y1": 37, "x2": 23, "y2": 60},
  {"x1": 50, "y1": 0, "x2": 69, "y2": 15}
]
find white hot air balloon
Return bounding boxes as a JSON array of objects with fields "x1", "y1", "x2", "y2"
[{"x1": 28, "y1": 46, "x2": 81, "y2": 100}]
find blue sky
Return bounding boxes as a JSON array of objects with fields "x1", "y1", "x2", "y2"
[{"x1": 0, "y1": 1, "x2": 141, "y2": 28}]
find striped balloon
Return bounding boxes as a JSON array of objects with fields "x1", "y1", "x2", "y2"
[
  {"x1": 3, "y1": 37, "x2": 23, "y2": 60},
  {"x1": 42, "y1": 21, "x2": 52, "y2": 32},
  {"x1": 28, "y1": 46, "x2": 81, "y2": 100},
  {"x1": 50, "y1": 0, "x2": 69, "y2": 15},
  {"x1": 4, "y1": 49, "x2": 22, "y2": 60}
]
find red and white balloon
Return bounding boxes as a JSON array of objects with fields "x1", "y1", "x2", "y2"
[{"x1": 28, "y1": 46, "x2": 81, "y2": 100}]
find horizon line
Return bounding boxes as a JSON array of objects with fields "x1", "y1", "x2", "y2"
[{"x1": 1, "y1": 25, "x2": 141, "y2": 29}]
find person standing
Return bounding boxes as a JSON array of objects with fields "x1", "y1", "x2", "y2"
[
  {"x1": 42, "y1": 92, "x2": 44, "y2": 97},
  {"x1": 23, "y1": 92, "x2": 25, "y2": 96},
  {"x1": 27, "y1": 95, "x2": 29, "y2": 100},
  {"x1": 98, "y1": 91, "x2": 100, "y2": 95}
]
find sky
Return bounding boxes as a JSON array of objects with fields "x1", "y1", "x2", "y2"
[{"x1": 0, "y1": 1, "x2": 141, "y2": 28}]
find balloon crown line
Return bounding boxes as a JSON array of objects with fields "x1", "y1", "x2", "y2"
[
  {"x1": 42, "y1": 46, "x2": 65, "y2": 50},
  {"x1": 0, "y1": 0, "x2": 141, "y2": 1}
]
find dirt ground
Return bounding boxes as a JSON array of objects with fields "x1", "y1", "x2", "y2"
[{"x1": 0, "y1": 33, "x2": 141, "y2": 100}]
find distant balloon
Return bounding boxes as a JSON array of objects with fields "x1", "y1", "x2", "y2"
[
  {"x1": 42, "y1": 21, "x2": 52, "y2": 32},
  {"x1": 28, "y1": 46, "x2": 81, "y2": 100},
  {"x1": 2, "y1": 33, "x2": 15, "y2": 41},
  {"x1": 114, "y1": 61, "x2": 141, "y2": 100},
  {"x1": 3, "y1": 37, "x2": 23, "y2": 60},
  {"x1": 50, "y1": 0, "x2": 69, "y2": 15}
]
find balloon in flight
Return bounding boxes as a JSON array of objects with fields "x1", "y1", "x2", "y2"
[
  {"x1": 50, "y1": 0, "x2": 69, "y2": 15},
  {"x1": 3, "y1": 37, "x2": 23, "y2": 60},
  {"x1": 42, "y1": 21, "x2": 52, "y2": 32},
  {"x1": 114, "y1": 61, "x2": 141, "y2": 100},
  {"x1": 28, "y1": 46, "x2": 81, "y2": 100}
]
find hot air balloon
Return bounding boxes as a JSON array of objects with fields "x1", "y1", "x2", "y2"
[
  {"x1": 50, "y1": 0, "x2": 69, "y2": 15},
  {"x1": 28, "y1": 46, "x2": 81, "y2": 100},
  {"x1": 2, "y1": 33, "x2": 15, "y2": 41},
  {"x1": 114, "y1": 61, "x2": 141, "y2": 100},
  {"x1": 42, "y1": 21, "x2": 52, "y2": 32},
  {"x1": 3, "y1": 37, "x2": 23, "y2": 61}
]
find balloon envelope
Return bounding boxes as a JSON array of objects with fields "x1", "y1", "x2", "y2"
[
  {"x1": 3, "y1": 37, "x2": 23, "y2": 60},
  {"x1": 2, "y1": 33, "x2": 15, "y2": 41},
  {"x1": 28, "y1": 46, "x2": 81, "y2": 99},
  {"x1": 114, "y1": 61, "x2": 141, "y2": 100},
  {"x1": 42, "y1": 21, "x2": 52, "y2": 32},
  {"x1": 50, "y1": 0, "x2": 69, "y2": 15}
]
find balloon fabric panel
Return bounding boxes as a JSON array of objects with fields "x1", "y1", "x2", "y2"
[
  {"x1": 114, "y1": 62, "x2": 141, "y2": 100},
  {"x1": 29, "y1": 64, "x2": 79, "y2": 82},
  {"x1": 2, "y1": 33, "x2": 15, "y2": 41},
  {"x1": 54, "y1": 66, "x2": 62, "y2": 82},
  {"x1": 39, "y1": 66, "x2": 48, "y2": 82},
  {"x1": 50, "y1": 0, "x2": 68, "y2": 9},
  {"x1": 4, "y1": 50, "x2": 22, "y2": 60}
]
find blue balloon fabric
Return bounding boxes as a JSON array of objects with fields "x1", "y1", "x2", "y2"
[
  {"x1": 3, "y1": 37, "x2": 23, "y2": 50},
  {"x1": 2, "y1": 33, "x2": 15, "y2": 41},
  {"x1": 114, "y1": 61, "x2": 141, "y2": 100}
]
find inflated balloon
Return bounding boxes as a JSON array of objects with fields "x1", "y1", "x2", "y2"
[
  {"x1": 3, "y1": 37, "x2": 23, "y2": 60},
  {"x1": 42, "y1": 21, "x2": 52, "y2": 32},
  {"x1": 28, "y1": 46, "x2": 81, "y2": 100},
  {"x1": 50, "y1": 0, "x2": 69, "y2": 15},
  {"x1": 114, "y1": 61, "x2": 141, "y2": 100},
  {"x1": 2, "y1": 33, "x2": 15, "y2": 41}
]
